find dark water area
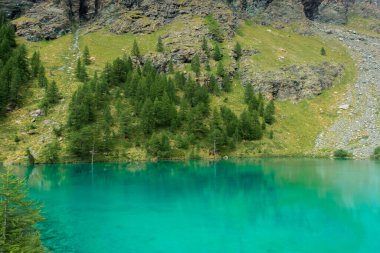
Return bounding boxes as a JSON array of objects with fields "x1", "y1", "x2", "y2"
[{"x1": 6, "y1": 159, "x2": 380, "y2": 252}]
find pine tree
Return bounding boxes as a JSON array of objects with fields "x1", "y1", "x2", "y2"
[
  {"x1": 244, "y1": 84, "x2": 254, "y2": 103},
  {"x1": 83, "y1": 45, "x2": 91, "y2": 65},
  {"x1": 0, "y1": 170, "x2": 44, "y2": 252},
  {"x1": 264, "y1": 100, "x2": 275, "y2": 125},
  {"x1": 251, "y1": 110, "x2": 263, "y2": 140},
  {"x1": 201, "y1": 36, "x2": 208, "y2": 53},
  {"x1": 209, "y1": 74, "x2": 220, "y2": 95},
  {"x1": 216, "y1": 61, "x2": 225, "y2": 77},
  {"x1": 9, "y1": 67, "x2": 22, "y2": 106},
  {"x1": 220, "y1": 106, "x2": 239, "y2": 137},
  {"x1": 222, "y1": 75, "x2": 232, "y2": 92},
  {"x1": 245, "y1": 84, "x2": 259, "y2": 111},
  {"x1": 234, "y1": 42, "x2": 242, "y2": 60},
  {"x1": 30, "y1": 51, "x2": 41, "y2": 78},
  {"x1": 131, "y1": 40, "x2": 141, "y2": 58},
  {"x1": 321, "y1": 47, "x2": 326, "y2": 56},
  {"x1": 140, "y1": 99, "x2": 155, "y2": 135},
  {"x1": 239, "y1": 110, "x2": 261, "y2": 141},
  {"x1": 156, "y1": 36, "x2": 164, "y2": 53},
  {"x1": 75, "y1": 58, "x2": 88, "y2": 82},
  {"x1": 41, "y1": 81, "x2": 60, "y2": 111},
  {"x1": 146, "y1": 133, "x2": 172, "y2": 158},
  {"x1": 37, "y1": 65, "x2": 48, "y2": 88},
  {"x1": 213, "y1": 44, "x2": 222, "y2": 61},
  {"x1": 191, "y1": 54, "x2": 201, "y2": 76},
  {"x1": 209, "y1": 108, "x2": 226, "y2": 152}
]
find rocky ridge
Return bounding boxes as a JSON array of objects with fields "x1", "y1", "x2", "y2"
[{"x1": 6, "y1": 0, "x2": 380, "y2": 42}]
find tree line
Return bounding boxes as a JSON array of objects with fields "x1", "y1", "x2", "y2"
[
  {"x1": 66, "y1": 41, "x2": 275, "y2": 160},
  {"x1": 0, "y1": 12, "x2": 59, "y2": 118}
]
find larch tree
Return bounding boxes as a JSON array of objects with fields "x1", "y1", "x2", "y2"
[
  {"x1": 0, "y1": 170, "x2": 44, "y2": 252},
  {"x1": 83, "y1": 45, "x2": 91, "y2": 65}
]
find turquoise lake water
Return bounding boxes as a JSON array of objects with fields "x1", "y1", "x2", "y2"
[{"x1": 12, "y1": 159, "x2": 380, "y2": 252}]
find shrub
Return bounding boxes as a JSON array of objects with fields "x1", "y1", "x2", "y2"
[
  {"x1": 146, "y1": 133, "x2": 172, "y2": 159},
  {"x1": 321, "y1": 47, "x2": 326, "y2": 56},
  {"x1": 333, "y1": 149, "x2": 351, "y2": 158},
  {"x1": 26, "y1": 148, "x2": 35, "y2": 165},
  {"x1": 373, "y1": 147, "x2": 380, "y2": 159},
  {"x1": 41, "y1": 140, "x2": 60, "y2": 164}
]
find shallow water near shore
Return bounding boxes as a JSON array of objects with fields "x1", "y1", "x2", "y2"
[{"x1": 10, "y1": 159, "x2": 380, "y2": 252}]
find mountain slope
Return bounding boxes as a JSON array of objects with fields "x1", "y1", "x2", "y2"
[{"x1": 1, "y1": 0, "x2": 379, "y2": 164}]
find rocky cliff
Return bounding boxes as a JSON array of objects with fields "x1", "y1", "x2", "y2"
[{"x1": 4, "y1": 0, "x2": 379, "y2": 41}]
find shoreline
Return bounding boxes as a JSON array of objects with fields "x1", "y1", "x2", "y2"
[{"x1": 1, "y1": 153, "x2": 377, "y2": 167}]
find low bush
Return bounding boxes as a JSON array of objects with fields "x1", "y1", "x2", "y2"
[
  {"x1": 373, "y1": 147, "x2": 380, "y2": 159},
  {"x1": 333, "y1": 149, "x2": 352, "y2": 159}
]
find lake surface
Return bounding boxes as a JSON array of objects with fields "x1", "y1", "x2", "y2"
[{"x1": 11, "y1": 159, "x2": 380, "y2": 252}]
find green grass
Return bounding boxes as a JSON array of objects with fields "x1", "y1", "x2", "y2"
[
  {"x1": 211, "y1": 21, "x2": 357, "y2": 157},
  {"x1": 0, "y1": 17, "x2": 357, "y2": 164},
  {"x1": 346, "y1": 14, "x2": 380, "y2": 38}
]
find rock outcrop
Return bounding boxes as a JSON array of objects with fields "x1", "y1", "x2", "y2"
[
  {"x1": 241, "y1": 62, "x2": 344, "y2": 100},
  {"x1": 6, "y1": 0, "x2": 380, "y2": 41},
  {"x1": 12, "y1": 1, "x2": 71, "y2": 41},
  {"x1": 0, "y1": 0, "x2": 37, "y2": 18}
]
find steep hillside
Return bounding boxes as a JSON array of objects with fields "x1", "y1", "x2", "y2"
[{"x1": 1, "y1": 0, "x2": 379, "y2": 164}]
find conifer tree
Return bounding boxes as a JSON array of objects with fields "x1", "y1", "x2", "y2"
[
  {"x1": 0, "y1": 170, "x2": 44, "y2": 252},
  {"x1": 239, "y1": 110, "x2": 262, "y2": 140},
  {"x1": 216, "y1": 61, "x2": 225, "y2": 77},
  {"x1": 83, "y1": 45, "x2": 91, "y2": 65},
  {"x1": 75, "y1": 58, "x2": 88, "y2": 82},
  {"x1": 213, "y1": 44, "x2": 222, "y2": 61},
  {"x1": 41, "y1": 81, "x2": 60, "y2": 111},
  {"x1": 251, "y1": 110, "x2": 263, "y2": 140},
  {"x1": 222, "y1": 75, "x2": 232, "y2": 92},
  {"x1": 30, "y1": 51, "x2": 41, "y2": 78},
  {"x1": 156, "y1": 36, "x2": 164, "y2": 53},
  {"x1": 131, "y1": 39, "x2": 141, "y2": 58},
  {"x1": 321, "y1": 47, "x2": 326, "y2": 56},
  {"x1": 38, "y1": 65, "x2": 48, "y2": 88},
  {"x1": 234, "y1": 42, "x2": 242, "y2": 60},
  {"x1": 220, "y1": 106, "x2": 239, "y2": 137},
  {"x1": 147, "y1": 133, "x2": 172, "y2": 158},
  {"x1": 9, "y1": 67, "x2": 22, "y2": 106},
  {"x1": 209, "y1": 74, "x2": 220, "y2": 95},
  {"x1": 191, "y1": 54, "x2": 201, "y2": 76},
  {"x1": 209, "y1": 108, "x2": 226, "y2": 152},
  {"x1": 264, "y1": 100, "x2": 275, "y2": 125},
  {"x1": 140, "y1": 99, "x2": 155, "y2": 135},
  {"x1": 245, "y1": 84, "x2": 259, "y2": 111},
  {"x1": 201, "y1": 36, "x2": 209, "y2": 54}
]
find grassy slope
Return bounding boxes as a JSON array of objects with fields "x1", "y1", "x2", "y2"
[
  {"x1": 0, "y1": 16, "x2": 356, "y2": 164},
  {"x1": 346, "y1": 14, "x2": 380, "y2": 38}
]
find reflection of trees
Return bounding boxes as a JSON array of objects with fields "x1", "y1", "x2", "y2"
[{"x1": 3, "y1": 159, "x2": 380, "y2": 251}]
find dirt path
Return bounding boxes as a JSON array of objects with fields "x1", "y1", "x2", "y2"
[
  {"x1": 61, "y1": 28, "x2": 81, "y2": 80},
  {"x1": 315, "y1": 25, "x2": 380, "y2": 158}
]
